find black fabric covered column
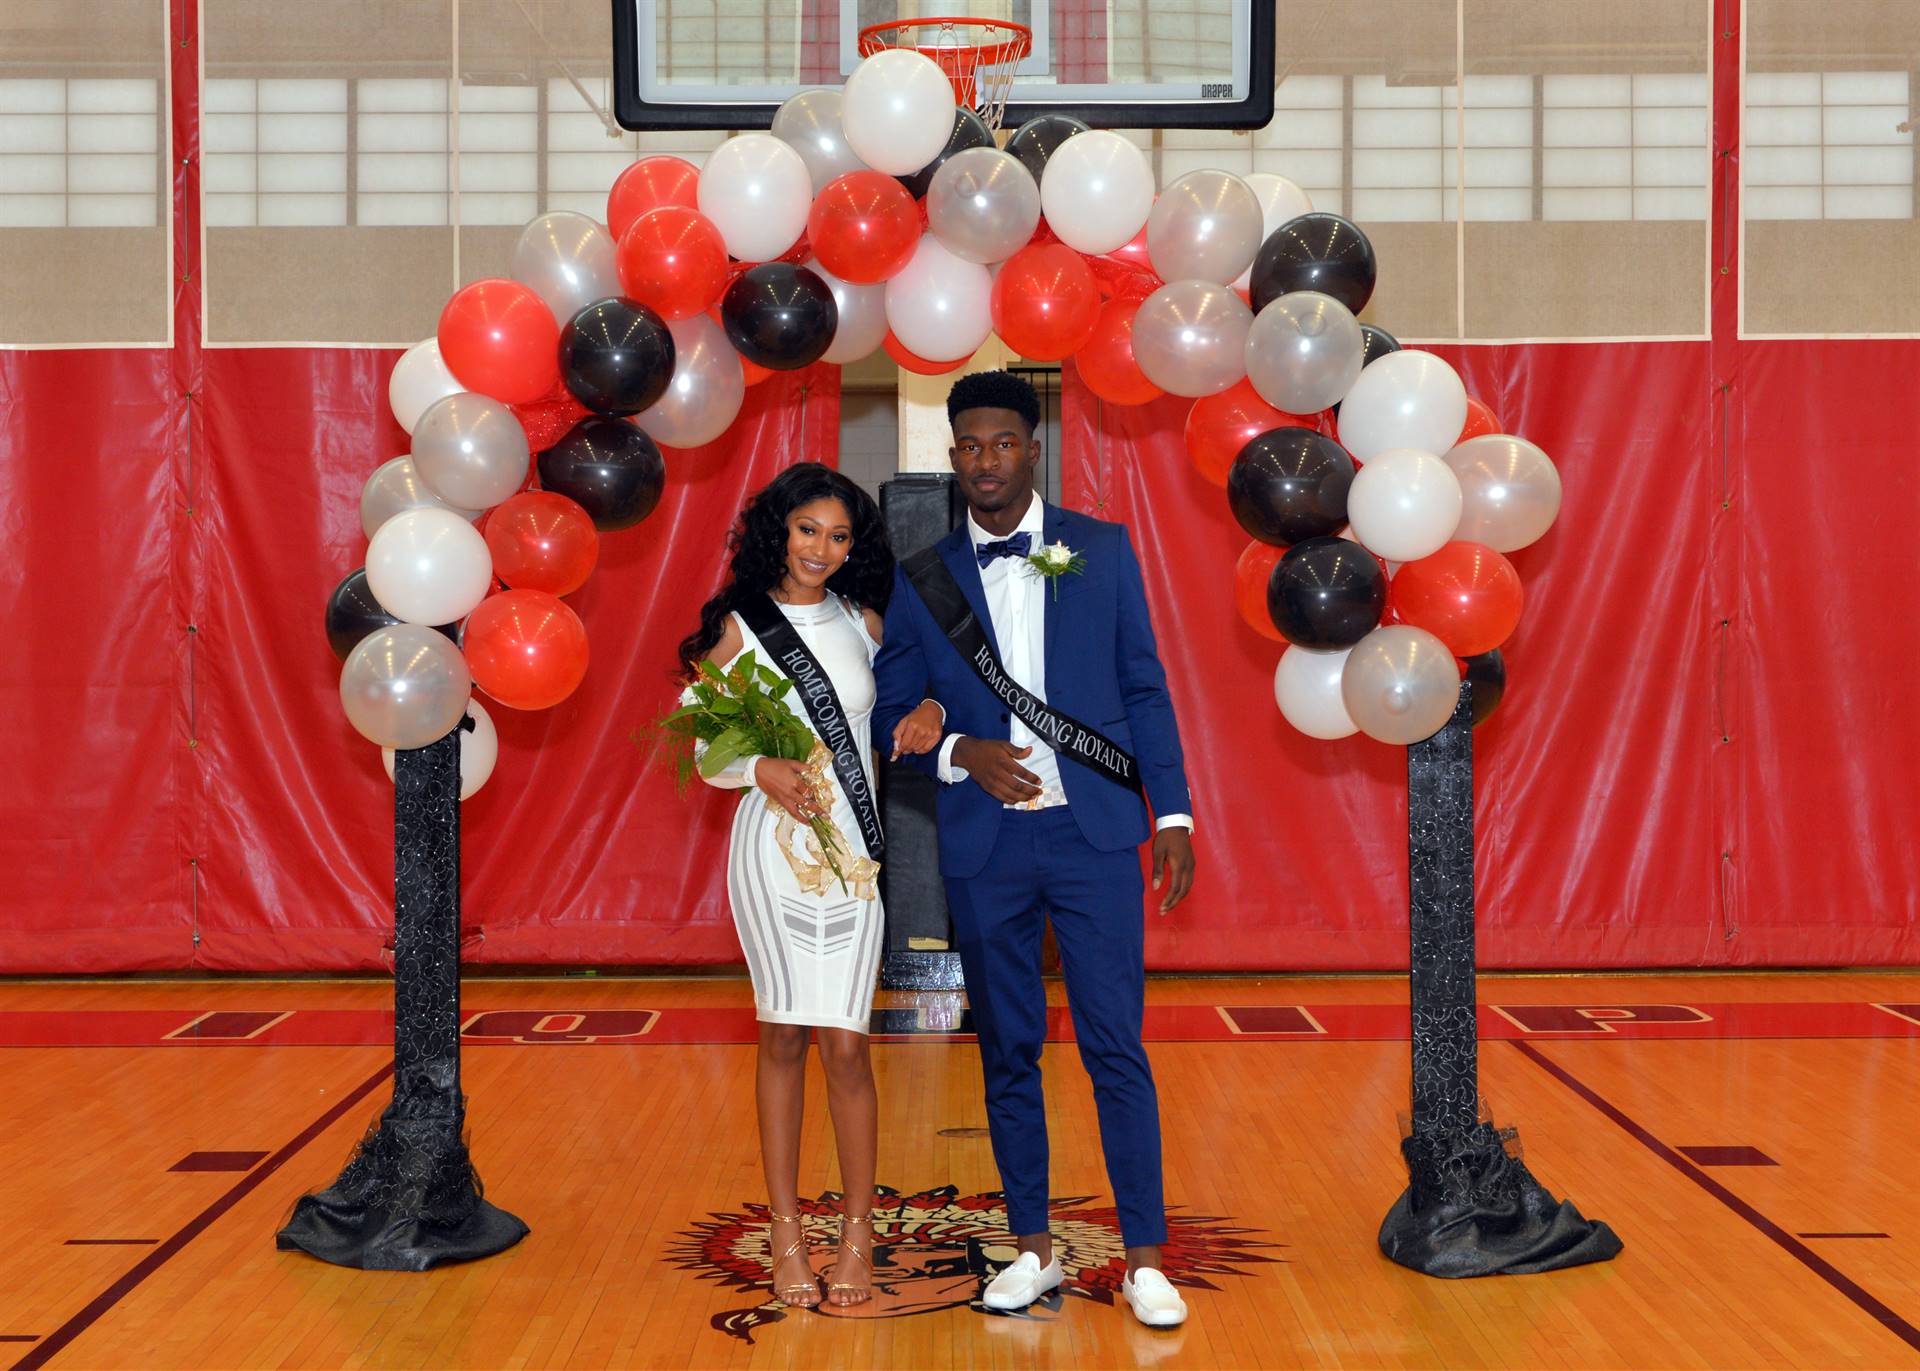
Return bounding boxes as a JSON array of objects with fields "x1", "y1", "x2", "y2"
[
  {"x1": 277, "y1": 720, "x2": 528, "y2": 1270},
  {"x1": 1378, "y1": 686, "x2": 1621, "y2": 1277}
]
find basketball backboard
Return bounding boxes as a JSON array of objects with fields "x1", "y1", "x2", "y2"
[{"x1": 612, "y1": 1, "x2": 1274, "y2": 131}]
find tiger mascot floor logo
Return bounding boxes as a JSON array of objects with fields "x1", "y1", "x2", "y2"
[{"x1": 668, "y1": 1184, "x2": 1281, "y2": 1342}]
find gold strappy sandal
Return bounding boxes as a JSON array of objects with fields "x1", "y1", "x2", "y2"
[
  {"x1": 827, "y1": 1212, "x2": 875, "y2": 1305},
  {"x1": 767, "y1": 1211, "x2": 820, "y2": 1307}
]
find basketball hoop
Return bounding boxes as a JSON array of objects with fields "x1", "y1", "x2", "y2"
[{"x1": 858, "y1": 17, "x2": 1033, "y2": 134}]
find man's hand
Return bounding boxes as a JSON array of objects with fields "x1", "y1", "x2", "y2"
[
  {"x1": 753, "y1": 758, "x2": 822, "y2": 820},
  {"x1": 950, "y1": 737, "x2": 1043, "y2": 805},
  {"x1": 1150, "y1": 828, "x2": 1195, "y2": 914},
  {"x1": 890, "y1": 700, "x2": 944, "y2": 760}
]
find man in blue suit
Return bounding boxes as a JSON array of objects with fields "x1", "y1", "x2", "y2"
[{"x1": 876, "y1": 370, "x2": 1197, "y2": 1328}]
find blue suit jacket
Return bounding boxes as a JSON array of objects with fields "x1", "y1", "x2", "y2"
[{"x1": 873, "y1": 504, "x2": 1192, "y2": 879}]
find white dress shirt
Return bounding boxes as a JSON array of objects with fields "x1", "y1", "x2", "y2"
[{"x1": 932, "y1": 495, "x2": 1192, "y2": 833}]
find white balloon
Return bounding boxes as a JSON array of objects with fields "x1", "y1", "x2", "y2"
[
  {"x1": 382, "y1": 699, "x2": 499, "y2": 800},
  {"x1": 1346, "y1": 449, "x2": 1463, "y2": 563},
  {"x1": 805, "y1": 257, "x2": 889, "y2": 365},
  {"x1": 697, "y1": 133, "x2": 813, "y2": 263},
  {"x1": 1039, "y1": 130, "x2": 1155, "y2": 255},
  {"x1": 388, "y1": 338, "x2": 463, "y2": 435},
  {"x1": 884, "y1": 235, "x2": 994, "y2": 362},
  {"x1": 841, "y1": 49, "x2": 957, "y2": 176},
  {"x1": 1274, "y1": 646, "x2": 1358, "y2": 740},
  {"x1": 365, "y1": 506, "x2": 495, "y2": 626},
  {"x1": 1234, "y1": 174, "x2": 1314, "y2": 291},
  {"x1": 1336, "y1": 350, "x2": 1469, "y2": 462}
]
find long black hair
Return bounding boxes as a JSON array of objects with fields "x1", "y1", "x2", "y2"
[{"x1": 677, "y1": 462, "x2": 893, "y2": 675}]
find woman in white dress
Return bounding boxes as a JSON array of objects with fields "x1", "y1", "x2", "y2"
[{"x1": 676, "y1": 463, "x2": 938, "y2": 1309}]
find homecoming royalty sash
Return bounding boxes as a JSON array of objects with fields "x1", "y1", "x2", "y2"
[
  {"x1": 903, "y1": 545, "x2": 1143, "y2": 794},
  {"x1": 736, "y1": 595, "x2": 885, "y2": 862}
]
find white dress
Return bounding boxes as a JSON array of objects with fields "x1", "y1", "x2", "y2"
[{"x1": 700, "y1": 595, "x2": 885, "y2": 1034}]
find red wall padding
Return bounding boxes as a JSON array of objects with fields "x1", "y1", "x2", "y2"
[
  {"x1": 1060, "y1": 338, "x2": 1920, "y2": 968},
  {"x1": 0, "y1": 348, "x2": 837, "y2": 972}
]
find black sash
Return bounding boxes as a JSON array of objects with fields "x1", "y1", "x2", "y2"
[
  {"x1": 736, "y1": 595, "x2": 885, "y2": 861},
  {"x1": 904, "y1": 545, "x2": 1142, "y2": 794}
]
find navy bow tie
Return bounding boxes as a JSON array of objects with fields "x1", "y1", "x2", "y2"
[{"x1": 976, "y1": 532, "x2": 1033, "y2": 568}]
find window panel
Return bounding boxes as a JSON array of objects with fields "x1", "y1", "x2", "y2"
[{"x1": 0, "y1": 3, "x2": 169, "y2": 344}]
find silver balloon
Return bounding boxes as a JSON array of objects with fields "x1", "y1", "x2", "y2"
[
  {"x1": 360, "y1": 455, "x2": 480, "y2": 539},
  {"x1": 1444, "y1": 434, "x2": 1564, "y2": 553},
  {"x1": 1245, "y1": 290, "x2": 1366, "y2": 414},
  {"x1": 382, "y1": 698, "x2": 498, "y2": 800},
  {"x1": 339, "y1": 622, "x2": 472, "y2": 751},
  {"x1": 1130, "y1": 280, "x2": 1253, "y2": 398},
  {"x1": 410, "y1": 392, "x2": 530, "y2": 511},
  {"x1": 1147, "y1": 169, "x2": 1264, "y2": 285},
  {"x1": 636, "y1": 313, "x2": 746, "y2": 449},
  {"x1": 1340, "y1": 625, "x2": 1461, "y2": 745},
  {"x1": 806, "y1": 257, "x2": 889, "y2": 365},
  {"x1": 510, "y1": 211, "x2": 620, "y2": 326},
  {"x1": 770, "y1": 88, "x2": 870, "y2": 193},
  {"x1": 926, "y1": 147, "x2": 1042, "y2": 265}
]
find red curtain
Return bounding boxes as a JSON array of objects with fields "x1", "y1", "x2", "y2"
[{"x1": 1061, "y1": 338, "x2": 1920, "y2": 969}]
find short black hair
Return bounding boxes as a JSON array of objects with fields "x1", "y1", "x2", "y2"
[{"x1": 947, "y1": 370, "x2": 1040, "y2": 433}]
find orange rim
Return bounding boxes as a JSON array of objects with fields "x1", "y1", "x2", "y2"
[{"x1": 856, "y1": 17, "x2": 1033, "y2": 71}]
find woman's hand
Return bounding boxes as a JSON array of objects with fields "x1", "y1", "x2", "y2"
[
  {"x1": 754, "y1": 758, "x2": 822, "y2": 819},
  {"x1": 891, "y1": 700, "x2": 945, "y2": 760}
]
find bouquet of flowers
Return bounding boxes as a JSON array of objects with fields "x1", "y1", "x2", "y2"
[{"x1": 653, "y1": 650, "x2": 852, "y2": 892}]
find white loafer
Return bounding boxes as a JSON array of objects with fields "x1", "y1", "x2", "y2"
[
  {"x1": 982, "y1": 1250, "x2": 1064, "y2": 1310},
  {"x1": 1121, "y1": 1266, "x2": 1188, "y2": 1327}
]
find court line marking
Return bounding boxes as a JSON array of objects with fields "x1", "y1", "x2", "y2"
[
  {"x1": 1512, "y1": 1041, "x2": 1920, "y2": 1355},
  {"x1": 7, "y1": 1062, "x2": 395, "y2": 1371}
]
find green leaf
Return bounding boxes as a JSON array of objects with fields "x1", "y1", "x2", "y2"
[
  {"x1": 697, "y1": 659, "x2": 727, "y2": 685},
  {"x1": 697, "y1": 727, "x2": 752, "y2": 777}
]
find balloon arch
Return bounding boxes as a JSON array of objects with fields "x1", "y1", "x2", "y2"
[{"x1": 297, "y1": 43, "x2": 1601, "y2": 1278}]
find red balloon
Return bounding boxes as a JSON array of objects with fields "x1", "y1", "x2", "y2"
[
  {"x1": 437, "y1": 279, "x2": 561, "y2": 405},
  {"x1": 1103, "y1": 224, "x2": 1153, "y2": 273},
  {"x1": 607, "y1": 155, "x2": 700, "y2": 241},
  {"x1": 1458, "y1": 395, "x2": 1501, "y2": 445},
  {"x1": 1235, "y1": 541, "x2": 1286, "y2": 642},
  {"x1": 808, "y1": 172, "x2": 921, "y2": 284},
  {"x1": 464, "y1": 588, "x2": 590, "y2": 711},
  {"x1": 1390, "y1": 541, "x2": 1523, "y2": 657},
  {"x1": 1185, "y1": 379, "x2": 1318, "y2": 488},
  {"x1": 510, "y1": 381, "x2": 591, "y2": 453},
  {"x1": 484, "y1": 491, "x2": 600, "y2": 598},
  {"x1": 617, "y1": 206, "x2": 730, "y2": 321},
  {"x1": 884, "y1": 330, "x2": 968, "y2": 375},
  {"x1": 991, "y1": 244, "x2": 1101, "y2": 361},
  {"x1": 1074, "y1": 297, "x2": 1164, "y2": 405}
]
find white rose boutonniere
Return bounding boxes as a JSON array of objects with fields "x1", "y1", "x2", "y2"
[{"x1": 1025, "y1": 540, "x2": 1087, "y2": 600}]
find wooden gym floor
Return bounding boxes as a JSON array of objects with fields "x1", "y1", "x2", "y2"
[{"x1": 4, "y1": 972, "x2": 1920, "y2": 1371}]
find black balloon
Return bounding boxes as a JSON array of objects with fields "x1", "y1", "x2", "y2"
[
  {"x1": 1250, "y1": 212, "x2": 1378, "y2": 315},
  {"x1": 1463, "y1": 649, "x2": 1506, "y2": 727},
  {"x1": 559, "y1": 297, "x2": 674, "y2": 416},
  {"x1": 1227, "y1": 427, "x2": 1355, "y2": 547},
  {"x1": 720, "y1": 263, "x2": 838, "y2": 371},
  {"x1": 324, "y1": 567, "x2": 456, "y2": 662},
  {"x1": 1266, "y1": 536, "x2": 1387, "y2": 649},
  {"x1": 899, "y1": 108, "x2": 994, "y2": 199},
  {"x1": 1003, "y1": 112, "x2": 1090, "y2": 186},
  {"x1": 537, "y1": 418, "x2": 666, "y2": 531}
]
